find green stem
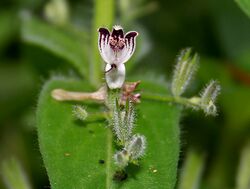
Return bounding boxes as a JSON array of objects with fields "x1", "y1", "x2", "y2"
[
  {"x1": 141, "y1": 92, "x2": 201, "y2": 108},
  {"x1": 178, "y1": 150, "x2": 205, "y2": 189},
  {"x1": 1, "y1": 158, "x2": 32, "y2": 189},
  {"x1": 236, "y1": 141, "x2": 250, "y2": 189},
  {"x1": 86, "y1": 112, "x2": 110, "y2": 122},
  {"x1": 91, "y1": 0, "x2": 114, "y2": 87}
]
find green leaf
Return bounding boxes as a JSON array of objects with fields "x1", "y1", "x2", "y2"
[
  {"x1": 235, "y1": 0, "x2": 250, "y2": 18},
  {"x1": 37, "y1": 78, "x2": 180, "y2": 188},
  {"x1": 21, "y1": 15, "x2": 88, "y2": 78}
]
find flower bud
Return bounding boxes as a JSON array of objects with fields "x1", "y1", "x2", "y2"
[
  {"x1": 121, "y1": 81, "x2": 141, "y2": 105},
  {"x1": 171, "y1": 48, "x2": 199, "y2": 96},
  {"x1": 126, "y1": 134, "x2": 146, "y2": 160},
  {"x1": 114, "y1": 150, "x2": 129, "y2": 168},
  {"x1": 200, "y1": 80, "x2": 221, "y2": 115}
]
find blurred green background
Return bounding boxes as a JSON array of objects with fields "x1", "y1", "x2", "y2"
[{"x1": 0, "y1": 0, "x2": 250, "y2": 188}]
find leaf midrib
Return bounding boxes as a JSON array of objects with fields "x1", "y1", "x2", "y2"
[{"x1": 106, "y1": 129, "x2": 113, "y2": 189}]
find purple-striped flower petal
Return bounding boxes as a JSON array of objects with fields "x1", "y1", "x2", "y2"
[
  {"x1": 120, "y1": 31, "x2": 138, "y2": 64},
  {"x1": 98, "y1": 26, "x2": 138, "y2": 65},
  {"x1": 98, "y1": 27, "x2": 112, "y2": 64}
]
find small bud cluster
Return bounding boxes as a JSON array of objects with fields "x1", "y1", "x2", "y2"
[
  {"x1": 171, "y1": 48, "x2": 221, "y2": 116},
  {"x1": 111, "y1": 99, "x2": 146, "y2": 169}
]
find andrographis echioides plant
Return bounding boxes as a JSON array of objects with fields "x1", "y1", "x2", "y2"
[{"x1": 50, "y1": 28, "x2": 220, "y2": 177}]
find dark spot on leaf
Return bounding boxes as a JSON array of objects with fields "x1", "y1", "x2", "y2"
[
  {"x1": 99, "y1": 159, "x2": 105, "y2": 164},
  {"x1": 89, "y1": 130, "x2": 94, "y2": 134},
  {"x1": 113, "y1": 170, "x2": 128, "y2": 182}
]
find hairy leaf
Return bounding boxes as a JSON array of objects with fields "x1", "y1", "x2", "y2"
[{"x1": 37, "y1": 78, "x2": 180, "y2": 188}]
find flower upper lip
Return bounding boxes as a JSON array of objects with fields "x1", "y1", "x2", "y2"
[{"x1": 98, "y1": 26, "x2": 138, "y2": 65}]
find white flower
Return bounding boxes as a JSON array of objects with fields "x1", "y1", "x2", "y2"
[
  {"x1": 98, "y1": 25, "x2": 138, "y2": 89},
  {"x1": 105, "y1": 63, "x2": 126, "y2": 89}
]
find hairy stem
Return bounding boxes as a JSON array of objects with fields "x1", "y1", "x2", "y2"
[
  {"x1": 86, "y1": 112, "x2": 111, "y2": 122},
  {"x1": 141, "y1": 92, "x2": 201, "y2": 108}
]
